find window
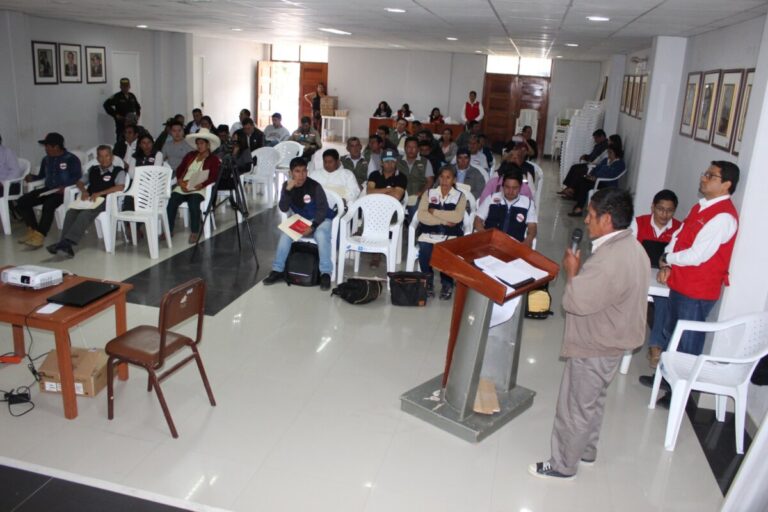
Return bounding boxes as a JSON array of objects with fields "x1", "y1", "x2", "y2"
[
  {"x1": 271, "y1": 43, "x2": 300, "y2": 62},
  {"x1": 486, "y1": 55, "x2": 520, "y2": 75},
  {"x1": 519, "y1": 57, "x2": 552, "y2": 77},
  {"x1": 300, "y1": 45, "x2": 328, "y2": 63},
  {"x1": 271, "y1": 44, "x2": 329, "y2": 63}
]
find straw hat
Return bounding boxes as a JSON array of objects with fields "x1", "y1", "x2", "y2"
[{"x1": 185, "y1": 128, "x2": 220, "y2": 151}]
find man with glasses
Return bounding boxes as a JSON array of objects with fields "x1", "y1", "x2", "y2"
[{"x1": 639, "y1": 161, "x2": 740, "y2": 398}]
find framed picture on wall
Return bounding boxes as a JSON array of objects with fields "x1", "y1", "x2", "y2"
[
  {"x1": 679, "y1": 72, "x2": 701, "y2": 137},
  {"x1": 637, "y1": 74, "x2": 649, "y2": 119},
  {"x1": 711, "y1": 69, "x2": 744, "y2": 152},
  {"x1": 31, "y1": 41, "x2": 57, "y2": 85},
  {"x1": 732, "y1": 69, "x2": 754, "y2": 156},
  {"x1": 630, "y1": 75, "x2": 640, "y2": 117},
  {"x1": 85, "y1": 46, "x2": 107, "y2": 84},
  {"x1": 694, "y1": 70, "x2": 721, "y2": 142},
  {"x1": 59, "y1": 43, "x2": 82, "y2": 83},
  {"x1": 621, "y1": 76, "x2": 630, "y2": 113}
]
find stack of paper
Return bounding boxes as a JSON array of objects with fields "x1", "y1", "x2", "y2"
[
  {"x1": 278, "y1": 214, "x2": 312, "y2": 241},
  {"x1": 69, "y1": 197, "x2": 105, "y2": 210},
  {"x1": 474, "y1": 255, "x2": 547, "y2": 288}
]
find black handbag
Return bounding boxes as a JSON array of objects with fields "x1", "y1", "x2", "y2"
[
  {"x1": 285, "y1": 242, "x2": 320, "y2": 286},
  {"x1": 387, "y1": 272, "x2": 428, "y2": 306}
]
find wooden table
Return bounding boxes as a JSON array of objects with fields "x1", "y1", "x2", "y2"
[{"x1": 0, "y1": 269, "x2": 133, "y2": 419}]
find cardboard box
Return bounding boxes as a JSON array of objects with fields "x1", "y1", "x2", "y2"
[
  {"x1": 38, "y1": 348, "x2": 111, "y2": 397},
  {"x1": 320, "y1": 96, "x2": 338, "y2": 109}
]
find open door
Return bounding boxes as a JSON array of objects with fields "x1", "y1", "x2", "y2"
[
  {"x1": 482, "y1": 74, "x2": 550, "y2": 149},
  {"x1": 256, "y1": 61, "x2": 273, "y2": 129},
  {"x1": 299, "y1": 62, "x2": 328, "y2": 123}
]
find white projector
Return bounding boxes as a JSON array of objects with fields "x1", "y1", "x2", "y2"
[{"x1": 1, "y1": 265, "x2": 64, "y2": 290}]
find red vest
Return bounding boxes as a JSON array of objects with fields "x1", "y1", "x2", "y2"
[
  {"x1": 668, "y1": 199, "x2": 738, "y2": 300},
  {"x1": 635, "y1": 214, "x2": 681, "y2": 243},
  {"x1": 465, "y1": 101, "x2": 480, "y2": 122}
]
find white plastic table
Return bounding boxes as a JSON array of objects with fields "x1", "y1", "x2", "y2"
[{"x1": 321, "y1": 116, "x2": 349, "y2": 142}]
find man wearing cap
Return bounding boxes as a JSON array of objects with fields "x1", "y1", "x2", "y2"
[
  {"x1": 229, "y1": 108, "x2": 251, "y2": 136},
  {"x1": 291, "y1": 116, "x2": 322, "y2": 160},
  {"x1": 367, "y1": 148, "x2": 407, "y2": 200},
  {"x1": 397, "y1": 136, "x2": 434, "y2": 215},
  {"x1": 264, "y1": 113, "x2": 291, "y2": 146},
  {"x1": 103, "y1": 78, "x2": 141, "y2": 143},
  {"x1": 340, "y1": 137, "x2": 368, "y2": 186},
  {"x1": 263, "y1": 157, "x2": 335, "y2": 291},
  {"x1": 16, "y1": 133, "x2": 82, "y2": 248},
  {"x1": 453, "y1": 147, "x2": 485, "y2": 200}
]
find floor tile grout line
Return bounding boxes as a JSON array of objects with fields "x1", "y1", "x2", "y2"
[{"x1": 10, "y1": 475, "x2": 53, "y2": 512}]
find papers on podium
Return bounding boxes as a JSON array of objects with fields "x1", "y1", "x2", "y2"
[
  {"x1": 68, "y1": 197, "x2": 105, "y2": 210},
  {"x1": 475, "y1": 255, "x2": 547, "y2": 328},
  {"x1": 279, "y1": 214, "x2": 312, "y2": 241}
]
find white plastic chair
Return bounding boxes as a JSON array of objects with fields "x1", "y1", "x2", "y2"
[
  {"x1": 242, "y1": 147, "x2": 281, "y2": 204},
  {"x1": 406, "y1": 208, "x2": 471, "y2": 272},
  {"x1": 0, "y1": 158, "x2": 32, "y2": 235},
  {"x1": 179, "y1": 183, "x2": 216, "y2": 239},
  {"x1": 530, "y1": 161, "x2": 544, "y2": 209},
  {"x1": 110, "y1": 165, "x2": 173, "y2": 259},
  {"x1": 337, "y1": 195, "x2": 404, "y2": 284},
  {"x1": 85, "y1": 146, "x2": 100, "y2": 163},
  {"x1": 273, "y1": 141, "x2": 303, "y2": 190},
  {"x1": 70, "y1": 150, "x2": 87, "y2": 167},
  {"x1": 587, "y1": 168, "x2": 628, "y2": 205},
  {"x1": 649, "y1": 312, "x2": 768, "y2": 454}
]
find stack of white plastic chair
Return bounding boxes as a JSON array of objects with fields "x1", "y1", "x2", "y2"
[
  {"x1": 242, "y1": 146, "x2": 281, "y2": 204},
  {"x1": 559, "y1": 101, "x2": 605, "y2": 183},
  {"x1": 0, "y1": 158, "x2": 32, "y2": 235}
]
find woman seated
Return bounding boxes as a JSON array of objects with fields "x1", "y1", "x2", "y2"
[
  {"x1": 200, "y1": 115, "x2": 215, "y2": 131},
  {"x1": 166, "y1": 128, "x2": 221, "y2": 244},
  {"x1": 568, "y1": 144, "x2": 625, "y2": 216},
  {"x1": 429, "y1": 108, "x2": 444, "y2": 124},
  {"x1": 373, "y1": 101, "x2": 392, "y2": 118},
  {"x1": 397, "y1": 103, "x2": 414, "y2": 120},
  {"x1": 440, "y1": 128, "x2": 457, "y2": 163},
  {"x1": 122, "y1": 133, "x2": 164, "y2": 214},
  {"x1": 417, "y1": 166, "x2": 467, "y2": 300}
]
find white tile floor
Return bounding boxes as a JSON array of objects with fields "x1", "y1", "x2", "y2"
[{"x1": 0, "y1": 159, "x2": 724, "y2": 511}]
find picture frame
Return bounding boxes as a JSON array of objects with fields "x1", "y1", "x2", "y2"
[
  {"x1": 31, "y1": 41, "x2": 58, "y2": 85},
  {"x1": 85, "y1": 46, "x2": 107, "y2": 84},
  {"x1": 58, "y1": 43, "x2": 82, "y2": 83},
  {"x1": 630, "y1": 75, "x2": 640, "y2": 117},
  {"x1": 637, "y1": 74, "x2": 649, "y2": 119},
  {"x1": 679, "y1": 72, "x2": 701, "y2": 137},
  {"x1": 621, "y1": 76, "x2": 630, "y2": 113},
  {"x1": 694, "y1": 70, "x2": 721, "y2": 142},
  {"x1": 711, "y1": 69, "x2": 744, "y2": 152},
  {"x1": 732, "y1": 69, "x2": 755, "y2": 156}
]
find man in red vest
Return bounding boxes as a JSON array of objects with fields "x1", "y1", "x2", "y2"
[
  {"x1": 640, "y1": 162, "x2": 739, "y2": 393},
  {"x1": 461, "y1": 91, "x2": 484, "y2": 126}
]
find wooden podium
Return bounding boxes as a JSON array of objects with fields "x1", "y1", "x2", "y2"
[{"x1": 400, "y1": 229, "x2": 559, "y2": 442}]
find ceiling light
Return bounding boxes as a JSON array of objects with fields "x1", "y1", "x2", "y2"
[
  {"x1": 389, "y1": 44, "x2": 404, "y2": 48},
  {"x1": 586, "y1": 16, "x2": 610, "y2": 22},
  {"x1": 136, "y1": 24, "x2": 148, "y2": 28},
  {"x1": 446, "y1": 37, "x2": 458, "y2": 41},
  {"x1": 556, "y1": 55, "x2": 563, "y2": 58},
  {"x1": 281, "y1": 0, "x2": 301, "y2": 5},
  {"x1": 231, "y1": 28, "x2": 242, "y2": 31},
  {"x1": 565, "y1": 43, "x2": 579, "y2": 47},
  {"x1": 386, "y1": 8, "x2": 406, "y2": 13},
  {"x1": 475, "y1": 50, "x2": 483, "y2": 54},
  {"x1": 319, "y1": 28, "x2": 351, "y2": 35}
]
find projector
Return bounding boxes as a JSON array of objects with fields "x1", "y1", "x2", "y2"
[{"x1": 1, "y1": 265, "x2": 63, "y2": 290}]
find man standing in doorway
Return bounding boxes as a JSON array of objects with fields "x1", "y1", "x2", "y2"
[
  {"x1": 461, "y1": 90, "x2": 484, "y2": 127},
  {"x1": 103, "y1": 78, "x2": 141, "y2": 143}
]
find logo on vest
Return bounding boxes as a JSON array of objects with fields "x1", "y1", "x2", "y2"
[
  {"x1": 59, "y1": 163, "x2": 68, "y2": 170},
  {"x1": 430, "y1": 196, "x2": 438, "y2": 204},
  {"x1": 303, "y1": 194, "x2": 311, "y2": 204},
  {"x1": 493, "y1": 197, "x2": 501, "y2": 203},
  {"x1": 516, "y1": 213, "x2": 525, "y2": 223}
]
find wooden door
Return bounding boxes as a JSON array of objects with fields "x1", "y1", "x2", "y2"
[
  {"x1": 256, "y1": 61, "x2": 273, "y2": 129},
  {"x1": 299, "y1": 62, "x2": 328, "y2": 122},
  {"x1": 517, "y1": 75, "x2": 550, "y2": 150},
  {"x1": 482, "y1": 74, "x2": 517, "y2": 145}
]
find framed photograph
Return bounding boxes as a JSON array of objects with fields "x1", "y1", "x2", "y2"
[
  {"x1": 732, "y1": 69, "x2": 754, "y2": 156},
  {"x1": 694, "y1": 70, "x2": 721, "y2": 142},
  {"x1": 85, "y1": 46, "x2": 107, "y2": 84},
  {"x1": 637, "y1": 75, "x2": 649, "y2": 119},
  {"x1": 31, "y1": 41, "x2": 57, "y2": 85},
  {"x1": 621, "y1": 76, "x2": 630, "y2": 113},
  {"x1": 711, "y1": 69, "x2": 744, "y2": 152},
  {"x1": 630, "y1": 76, "x2": 640, "y2": 117},
  {"x1": 679, "y1": 72, "x2": 701, "y2": 137},
  {"x1": 59, "y1": 43, "x2": 82, "y2": 83}
]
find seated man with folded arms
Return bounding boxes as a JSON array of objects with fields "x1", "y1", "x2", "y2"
[
  {"x1": 309, "y1": 149, "x2": 360, "y2": 203},
  {"x1": 453, "y1": 147, "x2": 485, "y2": 201},
  {"x1": 474, "y1": 170, "x2": 537, "y2": 247},
  {"x1": 263, "y1": 157, "x2": 334, "y2": 290},
  {"x1": 46, "y1": 146, "x2": 125, "y2": 257},
  {"x1": 340, "y1": 137, "x2": 369, "y2": 187},
  {"x1": 398, "y1": 136, "x2": 434, "y2": 216},
  {"x1": 631, "y1": 189, "x2": 681, "y2": 369},
  {"x1": 367, "y1": 148, "x2": 408, "y2": 268},
  {"x1": 291, "y1": 116, "x2": 322, "y2": 160},
  {"x1": 263, "y1": 112, "x2": 291, "y2": 146}
]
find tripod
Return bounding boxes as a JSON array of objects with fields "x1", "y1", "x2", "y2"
[{"x1": 190, "y1": 155, "x2": 259, "y2": 266}]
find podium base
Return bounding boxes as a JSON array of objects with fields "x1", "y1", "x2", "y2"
[{"x1": 400, "y1": 374, "x2": 535, "y2": 443}]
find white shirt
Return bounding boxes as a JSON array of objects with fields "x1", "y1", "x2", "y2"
[
  {"x1": 461, "y1": 101, "x2": 485, "y2": 123},
  {"x1": 665, "y1": 195, "x2": 738, "y2": 267},
  {"x1": 476, "y1": 192, "x2": 537, "y2": 224},
  {"x1": 629, "y1": 216, "x2": 674, "y2": 239},
  {"x1": 264, "y1": 125, "x2": 290, "y2": 143},
  {"x1": 591, "y1": 230, "x2": 625, "y2": 253},
  {"x1": 309, "y1": 166, "x2": 361, "y2": 202}
]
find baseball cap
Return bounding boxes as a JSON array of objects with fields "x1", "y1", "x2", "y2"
[
  {"x1": 382, "y1": 148, "x2": 398, "y2": 162},
  {"x1": 272, "y1": 112, "x2": 282, "y2": 119},
  {"x1": 38, "y1": 132, "x2": 65, "y2": 147},
  {"x1": 120, "y1": 77, "x2": 130, "y2": 85}
]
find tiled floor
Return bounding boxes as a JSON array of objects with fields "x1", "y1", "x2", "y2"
[{"x1": 0, "y1": 159, "x2": 732, "y2": 511}]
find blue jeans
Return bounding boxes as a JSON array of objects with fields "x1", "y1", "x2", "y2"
[
  {"x1": 272, "y1": 218, "x2": 333, "y2": 274},
  {"x1": 418, "y1": 242, "x2": 453, "y2": 288},
  {"x1": 647, "y1": 296, "x2": 670, "y2": 349},
  {"x1": 655, "y1": 290, "x2": 716, "y2": 355}
]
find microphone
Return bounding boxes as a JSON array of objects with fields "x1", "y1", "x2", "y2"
[{"x1": 570, "y1": 228, "x2": 583, "y2": 253}]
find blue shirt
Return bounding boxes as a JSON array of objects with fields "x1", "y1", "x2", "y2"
[{"x1": 37, "y1": 151, "x2": 82, "y2": 189}]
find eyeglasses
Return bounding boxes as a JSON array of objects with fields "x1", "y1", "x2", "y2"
[
  {"x1": 653, "y1": 206, "x2": 676, "y2": 214},
  {"x1": 701, "y1": 172, "x2": 722, "y2": 181}
]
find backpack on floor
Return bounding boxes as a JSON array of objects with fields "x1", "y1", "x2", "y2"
[
  {"x1": 331, "y1": 278, "x2": 384, "y2": 305},
  {"x1": 285, "y1": 242, "x2": 320, "y2": 286},
  {"x1": 525, "y1": 284, "x2": 554, "y2": 319}
]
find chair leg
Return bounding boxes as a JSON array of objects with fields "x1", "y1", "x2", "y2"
[
  {"x1": 148, "y1": 370, "x2": 179, "y2": 438},
  {"x1": 664, "y1": 381, "x2": 690, "y2": 452},
  {"x1": 0, "y1": 200, "x2": 12, "y2": 235},
  {"x1": 648, "y1": 369, "x2": 663, "y2": 408},
  {"x1": 147, "y1": 373, "x2": 153, "y2": 392},
  {"x1": 735, "y1": 386, "x2": 747, "y2": 454},
  {"x1": 715, "y1": 394, "x2": 727, "y2": 422},
  {"x1": 191, "y1": 345, "x2": 216, "y2": 406},
  {"x1": 107, "y1": 357, "x2": 116, "y2": 420},
  {"x1": 619, "y1": 350, "x2": 632, "y2": 375}
]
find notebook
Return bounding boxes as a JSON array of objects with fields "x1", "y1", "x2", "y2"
[
  {"x1": 642, "y1": 240, "x2": 668, "y2": 269},
  {"x1": 47, "y1": 280, "x2": 119, "y2": 307}
]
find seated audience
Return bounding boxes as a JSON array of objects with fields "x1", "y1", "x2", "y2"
[
  {"x1": 113, "y1": 124, "x2": 139, "y2": 160},
  {"x1": 0, "y1": 133, "x2": 22, "y2": 196},
  {"x1": 459, "y1": 134, "x2": 489, "y2": 175},
  {"x1": 417, "y1": 166, "x2": 467, "y2": 300},
  {"x1": 374, "y1": 125, "x2": 396, "y2": 151},
  {"x1": 418, "y1": 139, "x2": 444, "y2": 176},
  {"x1": 479, "y1": 149, "x2": 535, "y2": 204},
  {"x1": 373, "y1": 101, "x2": 392, "y2": 118},
  {"x1": 214, "y1": 124, "x2": 231, "y2": 155},
  {"x1": 229, "y1": 108, "x2": 250, "y2": 135},
  {"x1": 263, "y1": 157, "x2": 334, "y2": 290},
  {"x1": 365, "y1": 134, "x2": 384, "y2": 176},
  {"x1": 340, "y1": 137, "x2": 369, "y2": 186},
  {"x1": 291, "y1": 116, "x2": 322, "y2": 160},
  {"x1": 165, "y1": 128, "x2": 221, "y2": 244},
  {"x1": 429, "y1": 108, "x2": 444, "y2": 124},
  {"x1": 17, "y1": 133, "x2": 82, "y2": 248},
  {"x1": 263, "y1": 112, "x2": 290, "y2": 146},
  {"x1": 453, "y1": 147, "x2": 485, "y2": 200},
  {"x1": 397, "y1": 103, "x2": 414, "y2": 120},
  {"x1": 474, "y1": 171, "x2": 537, "y2": 247},
  {"x1": 558, "y1": 129, "x2": 609, "y2": 195},
  {"x1": 185, "y1": 108, "x2": 203, "y2": 134},
  {"x1": 236, "y1": 118, "x2": 265, "y2": 154},
  {"x1": 200, "y1": 116, "x2": 215, "y2": 131},
  {"x1": 411, "y1": 120, "x2": 423, "y2": 133},
  {"x1": 456, "y1": 120, "x2": 481, "y2": 149},
  {"x1": 162, "y1": 120, "x2": 190, "y2": 172},
  {"x1": 440, "y1": 128, "x2": 458, "y2": 164},
  {"x1": 398, "y1": 136, "x2": 435, "y2": 215},
  {"x1": 153, "y1": 118, "x2": 175, "y2": 153},
  {"x1": 521, "y1": 125, "x2": 538, "y2": 160},
  {"x1": 389, "y1": 118, "x2": 409, "y2": 151},
  {"x1": 46, "y1": 146, "x2": 125, "y2": 257},
  {"x1": 478, "y1": 134, "x2": 494, "y2": 170},
  {"x1": 568, "y1": 144, "x2": 625, "y2": 216},
  {"x1": 125, "y1": 133, "x2": 164, "y2": 178},
  {"x1": 309, "y1": 149, "x2": 360, "y2": 203},
  {"x1": 367, "y1": 149, "x2": 407, "y2": 201},
  {"x1": 461, "y1": 90, "x2": 484, "y2": 126}
]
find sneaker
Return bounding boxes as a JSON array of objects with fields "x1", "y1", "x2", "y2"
[
  {"x1": 24, "y1": 230, "x2": 45, "y2": 249},
  {"x1": 580, "y1": 458, "x2": 596, "y2": 466},
  {"x1": 528, "y1": 461, "x2": 575, "y2": 480},
  {"x1": 439, "y1": 285, "x2": 453, "y2": 301},
  {"x1": 262, "y1": 271, "x2": 285, "y2": 286},
  {"x1": 320, "y1": 273, "x2": 331, "y2": 291}
]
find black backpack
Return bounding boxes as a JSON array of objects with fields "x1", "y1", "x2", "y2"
[
  {"x1": 331, "y1": 279, "x2": 384, "y2": 305},
  {"x1": 285, "y1": 242, "x2": 320, "y2": 286}
]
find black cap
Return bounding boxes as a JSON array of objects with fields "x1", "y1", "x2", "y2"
[
  {"x1": 38, "y1": 132, "x2": 65, "y2": 147},
  {"x1": 272, "y1": 112, "x2": 282, "y2": 119},
  {"x1": 456, "y1": 147, "x2": 471, "y2": 157}
]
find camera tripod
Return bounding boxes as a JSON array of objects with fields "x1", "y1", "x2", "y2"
[{"x1": 190, "y1": 157, "x2": 259, "y2": 266}]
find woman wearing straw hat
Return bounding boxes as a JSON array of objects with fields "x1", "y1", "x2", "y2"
[{"x1": 165, "y1": 128, "x2": 221, "y2": 244}]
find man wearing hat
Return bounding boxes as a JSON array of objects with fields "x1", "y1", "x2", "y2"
[
  {"x1": 366, "y1": 148, "x2": 407, "y2": 268},
  {"x1": 16, "y1": 133, "x2": 82, "y2": 248},
  {"x1": 103, "y1": 78, "x2": 141, "y2": 143},
  {"x1": 264, "y1": 113, "x2": 290, "y2": 147},
  {"x1": 165, "y1": 128, "x2": 221, "y2": 244}
]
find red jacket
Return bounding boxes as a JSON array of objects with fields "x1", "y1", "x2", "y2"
[
  {"x1": 464, "y1": 101, "x2": 480, "y2": 122},
  {"x1": 176, "y1": 151, "x2": 220, "y2": 189},
  {"x1": 635, "y1": 214, "x2": 681, "y2": 243}
]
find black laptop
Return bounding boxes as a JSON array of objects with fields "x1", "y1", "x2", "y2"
[
  {"x1": 47, "y1": 280, "x2": 119, "y2": 307},
  {"x1": 642, "y1": 240, "x2": 668, "y2": 269}
]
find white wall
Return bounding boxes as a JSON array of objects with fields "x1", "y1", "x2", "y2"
[
  {"x1": 617, "y1": 48, "x2": 652, "y2": 187},
  {"x1": 327, "y1": 47, "x2": 486, "y2": 139},
  {"x1": 192, "y1": 36, "x2": 267, "y2": 130},
  {"x1": 546, "y1": 59, "x2": 602, "y2": 156}
]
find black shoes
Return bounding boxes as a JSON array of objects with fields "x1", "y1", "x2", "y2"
[
  {"x1": 263, "y1": 271, "x2": 285, "y2": 285},
  {"x1": 528, "y1": 461, "x2": 575, "y2": 480},
  {"x1": 638, "y1": 375, "x2": 671, "y2": 392},
  {"x1": 440, "y1": 284, "x2": 453, "y2": 300},
  {"x1": 46, "y1": 241, "x2": 74, "y2": 258},
  {"x1": 426, "y1": 282, "x2": 435, "y2": 298},
  {"x1": 320, "y1": 273, "x2": 331, "y2": 291}
]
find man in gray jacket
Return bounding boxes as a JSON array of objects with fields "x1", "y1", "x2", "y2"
[{"x1": 530, "y1": 188, "x2": 650, "y2": 480}]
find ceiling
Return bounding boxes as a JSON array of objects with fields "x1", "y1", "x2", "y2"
[{"x1": 1, "y1": 0, "x2": 767, "y2": 60}]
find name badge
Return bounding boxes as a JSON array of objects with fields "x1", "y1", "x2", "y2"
[
  {"x1": 493, "y1": 198, "x2": 501, "y2": 204},
  {"x1": 103, "y1": 175, "x2": 112, "y2": 181},
  {"x1": 303, "y1": 194, "x2": 311, "y2": 204},
  {"x1": 59, "y1": 163, "x2": 68, "y2": 170},
  {"x1": 516, "y1": 213, "x2": 525, "y2": 223}
]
